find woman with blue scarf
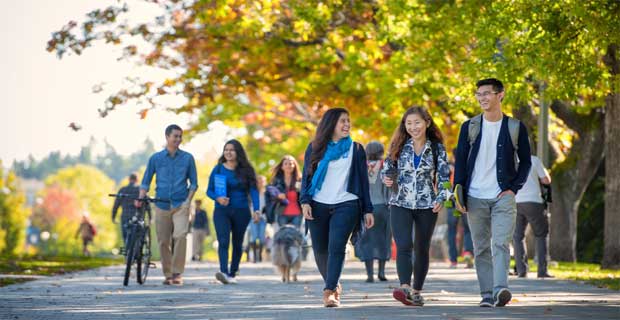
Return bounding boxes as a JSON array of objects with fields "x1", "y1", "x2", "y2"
[{"x1": 300, "y1": 108, "x2": 375, "y2": 308}]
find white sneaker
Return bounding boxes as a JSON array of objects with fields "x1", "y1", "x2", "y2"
[
  {"x1": 215, "y1": 272, "x2": 229, "y2": 284},
  {"x1": 227, "y1": 276, "x2": 237, "y2": 284}
]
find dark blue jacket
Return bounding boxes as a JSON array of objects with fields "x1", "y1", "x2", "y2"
[
  {"x1": 454, "y1": 115, "x2": 532, "y2": 203},
  {"x1": 300, "y1": 142, "x2": 373, "y2": 214},
  {"x1": 193, "y1": 208, "x2": 210, "y2": 234}
]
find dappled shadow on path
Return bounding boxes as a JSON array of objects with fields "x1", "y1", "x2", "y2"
[{"x1": 1, "y1": 261, "x2": 618, "y2": 319}]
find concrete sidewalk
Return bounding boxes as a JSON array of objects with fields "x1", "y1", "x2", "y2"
[{"x1": 1, "y1": 260, "x2": 618, "y2": 319}]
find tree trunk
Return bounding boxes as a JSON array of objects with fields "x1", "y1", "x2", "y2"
[
  {"x1": 603, "y1": 44, "x2": 620, "y2": 269},
  {"x1": 549, "y1": 101, "x2": 604, "y2": 262}
]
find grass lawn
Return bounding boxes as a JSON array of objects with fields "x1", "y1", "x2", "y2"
[
  {"x1": 509, "y1": 259, "x2": 620, "y2": 291},
  {"x1": 0, "y1": 255, "x2": 123, "y2": 287}
]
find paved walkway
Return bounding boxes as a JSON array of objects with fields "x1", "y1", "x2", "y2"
[{"x1": 1, "y1": 260, "x2": 618, "y2": 319}]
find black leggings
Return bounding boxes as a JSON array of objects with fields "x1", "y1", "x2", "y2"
[{"x1": 390, "y1": 206, "x2": 437, "y2": 290}]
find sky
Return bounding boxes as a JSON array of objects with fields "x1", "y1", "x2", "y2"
[{"x1": 0, "y1": 0, "x2": 232, "y2": 166}]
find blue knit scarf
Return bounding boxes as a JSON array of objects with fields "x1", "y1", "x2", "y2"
[{"x1": 309, "y1": 136, "x2": 352, "y2": 196}]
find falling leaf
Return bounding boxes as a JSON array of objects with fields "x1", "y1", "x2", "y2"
[
  {"x1": 139, "y1": 109, "x2": 149, "y2": 119},
  {"x1": 68, "y1": 122, "x2": 82, "y2": 131}
]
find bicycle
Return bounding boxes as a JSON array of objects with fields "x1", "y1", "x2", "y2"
[{"x1": 108, "y1": 193, "x2": 169, "y2": 286}]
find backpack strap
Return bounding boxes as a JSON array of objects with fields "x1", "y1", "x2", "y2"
[
  {"x1": 507, "y1": 117, "x2": 520, "y2": 151},
  {"x1": 430, "y1": 141, "x2": 439, "y2": 187},
  {"x1": 467, "y1": 114, "x2": 482, "y2": 161}
]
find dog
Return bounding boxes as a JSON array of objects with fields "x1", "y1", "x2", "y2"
[{"x1": 271, "y1": 225, "x2": 304, "y2": 283}]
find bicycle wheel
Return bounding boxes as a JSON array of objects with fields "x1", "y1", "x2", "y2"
[
  {"x1": 123, "y1": 232, "x2": 136, "y2": 286},
  {"x1": 136, "y1": 226, "x2": 151, "y2": 284}
]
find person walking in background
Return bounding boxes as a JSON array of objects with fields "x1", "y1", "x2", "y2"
[
  {"x1": 247, "y1": 175, "x2": 268, "y2": 263},
  {"x1": 513, "y1": 154, "x2": 553, "y2": 278},
  {"x1": 446, "y1": 157, "x2": 474, "y2": 269},
  {"x1": 191, "y1": 199, "x2": 210, "y2": 261},
  {"x1": 355, "y1": 141, "x2": 392, "y2": 283},
  {"x1": 267, "y1": 155, "x2": 303, "y2": 229},
  {"x1": 207, "y1": 139, "x2": 261, "y2": 284},
  {"x1": 112, "y1": 173, "x2": 140, "y2": 247},
  {"x1": 454, "y1": 78, "x2": 531, "y2": 307},
  {"x1": 138, "y1": 124, "x2": 198, "y2": 286},
  {"x1": 382, "y1": 106, "x2": 450, "y2": 307},
  {"x1": 76, "y1": 214, "x2": 96, "y2": 256},
  {"x1": 300, "y1": 108, "x2": 374, "y2": 308}
]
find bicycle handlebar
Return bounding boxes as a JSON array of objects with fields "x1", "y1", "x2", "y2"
[{"x1": 108, "y1": 193, "x2": 171, "y2": 203}]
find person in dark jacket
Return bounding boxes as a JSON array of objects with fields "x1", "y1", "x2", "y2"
[
  {"x1": 354, "y1": 141, "x2": 392, "y2": 283},
  {"x1": 191, "y1": 199, "x2": 210, "y2": 261},
  {"x1": 267, "y1": 155, "x2": 303, "y2": 229},
  {"x1": 112, "y1": 173, "x2": 140, "y2": 246},
  {"x1": 300, "y1": 108, "x2": 375, "y2": 308},
  {"x1": 454, "y1": 78, "x2": 531, "y2": 307}
]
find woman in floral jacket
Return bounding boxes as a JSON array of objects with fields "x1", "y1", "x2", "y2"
[{"x1": 382, "y1": 106, "x2": 450, "y2": 307}]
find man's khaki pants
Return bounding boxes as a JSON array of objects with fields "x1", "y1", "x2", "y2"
[{"x1": 155, "y1": 204, "x2": 190, "y2": 278}]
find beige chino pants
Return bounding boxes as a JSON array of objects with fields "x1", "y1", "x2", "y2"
[{"x1": 155, "y1": 204, "x2": 190, "y2": 278}]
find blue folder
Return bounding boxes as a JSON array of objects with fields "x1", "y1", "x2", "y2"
[{"x1": 214, "y1": 174, "x2": 227, "y2": 198}]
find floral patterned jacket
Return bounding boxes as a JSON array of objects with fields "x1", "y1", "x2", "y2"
[{"x1": 381, "y1": 139, "x2": 450, "y2": 210}]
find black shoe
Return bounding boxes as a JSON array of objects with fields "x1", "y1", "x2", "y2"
[
  {"x1": 365, "y1": 277, "x2": 374, "y2": 283},
  {"x1": 517, "y1": 273, "x2": 527, "y2": 278},
  {"x1": 479, "y1": 297, "x2": 494, "y2": 307},
  {"x1": 494, "y1": 288, "x2": 512, "y2": 307},
  {"x1": 538, "y1": 273, "x2": 555, "y2": 278},
  {"x1": 377, "y1": 274, "x2": 388, "y2": 281}
]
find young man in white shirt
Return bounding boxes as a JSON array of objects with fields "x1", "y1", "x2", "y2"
[
  {"x1": 454, "y1": 78, "x2": 532, "y2": 307},
  {"x1": 513, "y1": 155, "x2": 553, "y2": 278}
]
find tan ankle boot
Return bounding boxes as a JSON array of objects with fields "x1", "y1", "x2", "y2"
[
  {"x1": 334, "y1": 283, "x2": 342, "y2": 302},
  {"x1": 323, "y1": 289, "x2": 339, "y2": 307}
]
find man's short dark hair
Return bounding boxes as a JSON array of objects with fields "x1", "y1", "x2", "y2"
[
  {"x1": 165, "y1": 124, "x2": 183, "y2": 136},
  {"x1": 476, "y1": 78, "x2": 504, "y2": 93},
  {"x1": 129, "y1": 173, "x2": 138, "y2": 182}
]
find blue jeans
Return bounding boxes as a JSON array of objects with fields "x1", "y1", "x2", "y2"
[
  {"x1": 278, "y1": 214, "x2": 302, "y2": 228},
  {"x1": 308, "y1": 200, "x2": 359, "y2": 291},
  {"x1": 214, "y1": 206, "x2": 251, "y2": 277},
  {"x1": 447, "y1": 207, "x2": 474, "y2": 262},
  {"x1": 249, "y1": 218, "x2": 266, "y2": 243}
]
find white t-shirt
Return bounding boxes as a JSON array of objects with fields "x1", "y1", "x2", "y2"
[
  {"x1": 469, "y1": 117, "x2": 503, "y2": 199},
  {"x1": 516, "y1": 156, "x2": 549, "y2": 203},
  {"x1": 313, "y1": 143, "x2": 359, "y2": 204}
]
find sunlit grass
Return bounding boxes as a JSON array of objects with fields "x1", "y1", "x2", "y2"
[
  {"x1": 511, "y1": 259, "x2": 620, "y2": 290},
  {"x1": 0, "y1": 255, "x2": 122, "y2": 287}
]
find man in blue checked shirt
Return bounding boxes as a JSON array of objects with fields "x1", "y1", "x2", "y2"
[{"x1": 137, "y1": 124, "x2": 198, "y2": 286}]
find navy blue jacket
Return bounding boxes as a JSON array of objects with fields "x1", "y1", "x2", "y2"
[
  {"x1": 300, "y1": 142, "x2": 373, "y2": 214},
  {"x1": 454, "y1": 115, "x2": 532, "y2": 203}
]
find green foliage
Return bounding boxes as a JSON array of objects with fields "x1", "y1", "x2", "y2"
[
  {"x1": 577, "y1": 166, "x2": 604, "y2": 263},
  {"x1": 46, "y1": 1, "x2": 619, "y2": 165},
  {"x1": 37, "y1": 165, "x2": 117, "y2": 255},
  {"x1": 0, "y1": 163, "x2": 29, "y2": 255},
  {"x1": 12, "y1": 137, "x2": 156, "y2": 183}
]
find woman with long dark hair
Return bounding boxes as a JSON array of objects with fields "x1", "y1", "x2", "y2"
[
  {"x1": 300, "y1": 108, "x2": 375, "y2": 307},
  {"x1": 354, "y1": 141, "x2": 392, "y2": 283},
  {"x1": 207, "y1": 139, "x2": 261, "y2": 284},
  {"x1": 382, "y1": 106, "x2": 450, "y2": 306},
  {"x1": 267, "y1": 155, "x2": 303, "y2": 228}
]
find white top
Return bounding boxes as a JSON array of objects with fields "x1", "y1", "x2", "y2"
[
  {"x1": 469, "y1": 117, "x2": 503, "y2": 199},
  {"x1": 516, "y1": 155, "x2": 549, "y2": 203},
  {"x1": 313, "y1": 143, "x2": 359, "y2": 204}
]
